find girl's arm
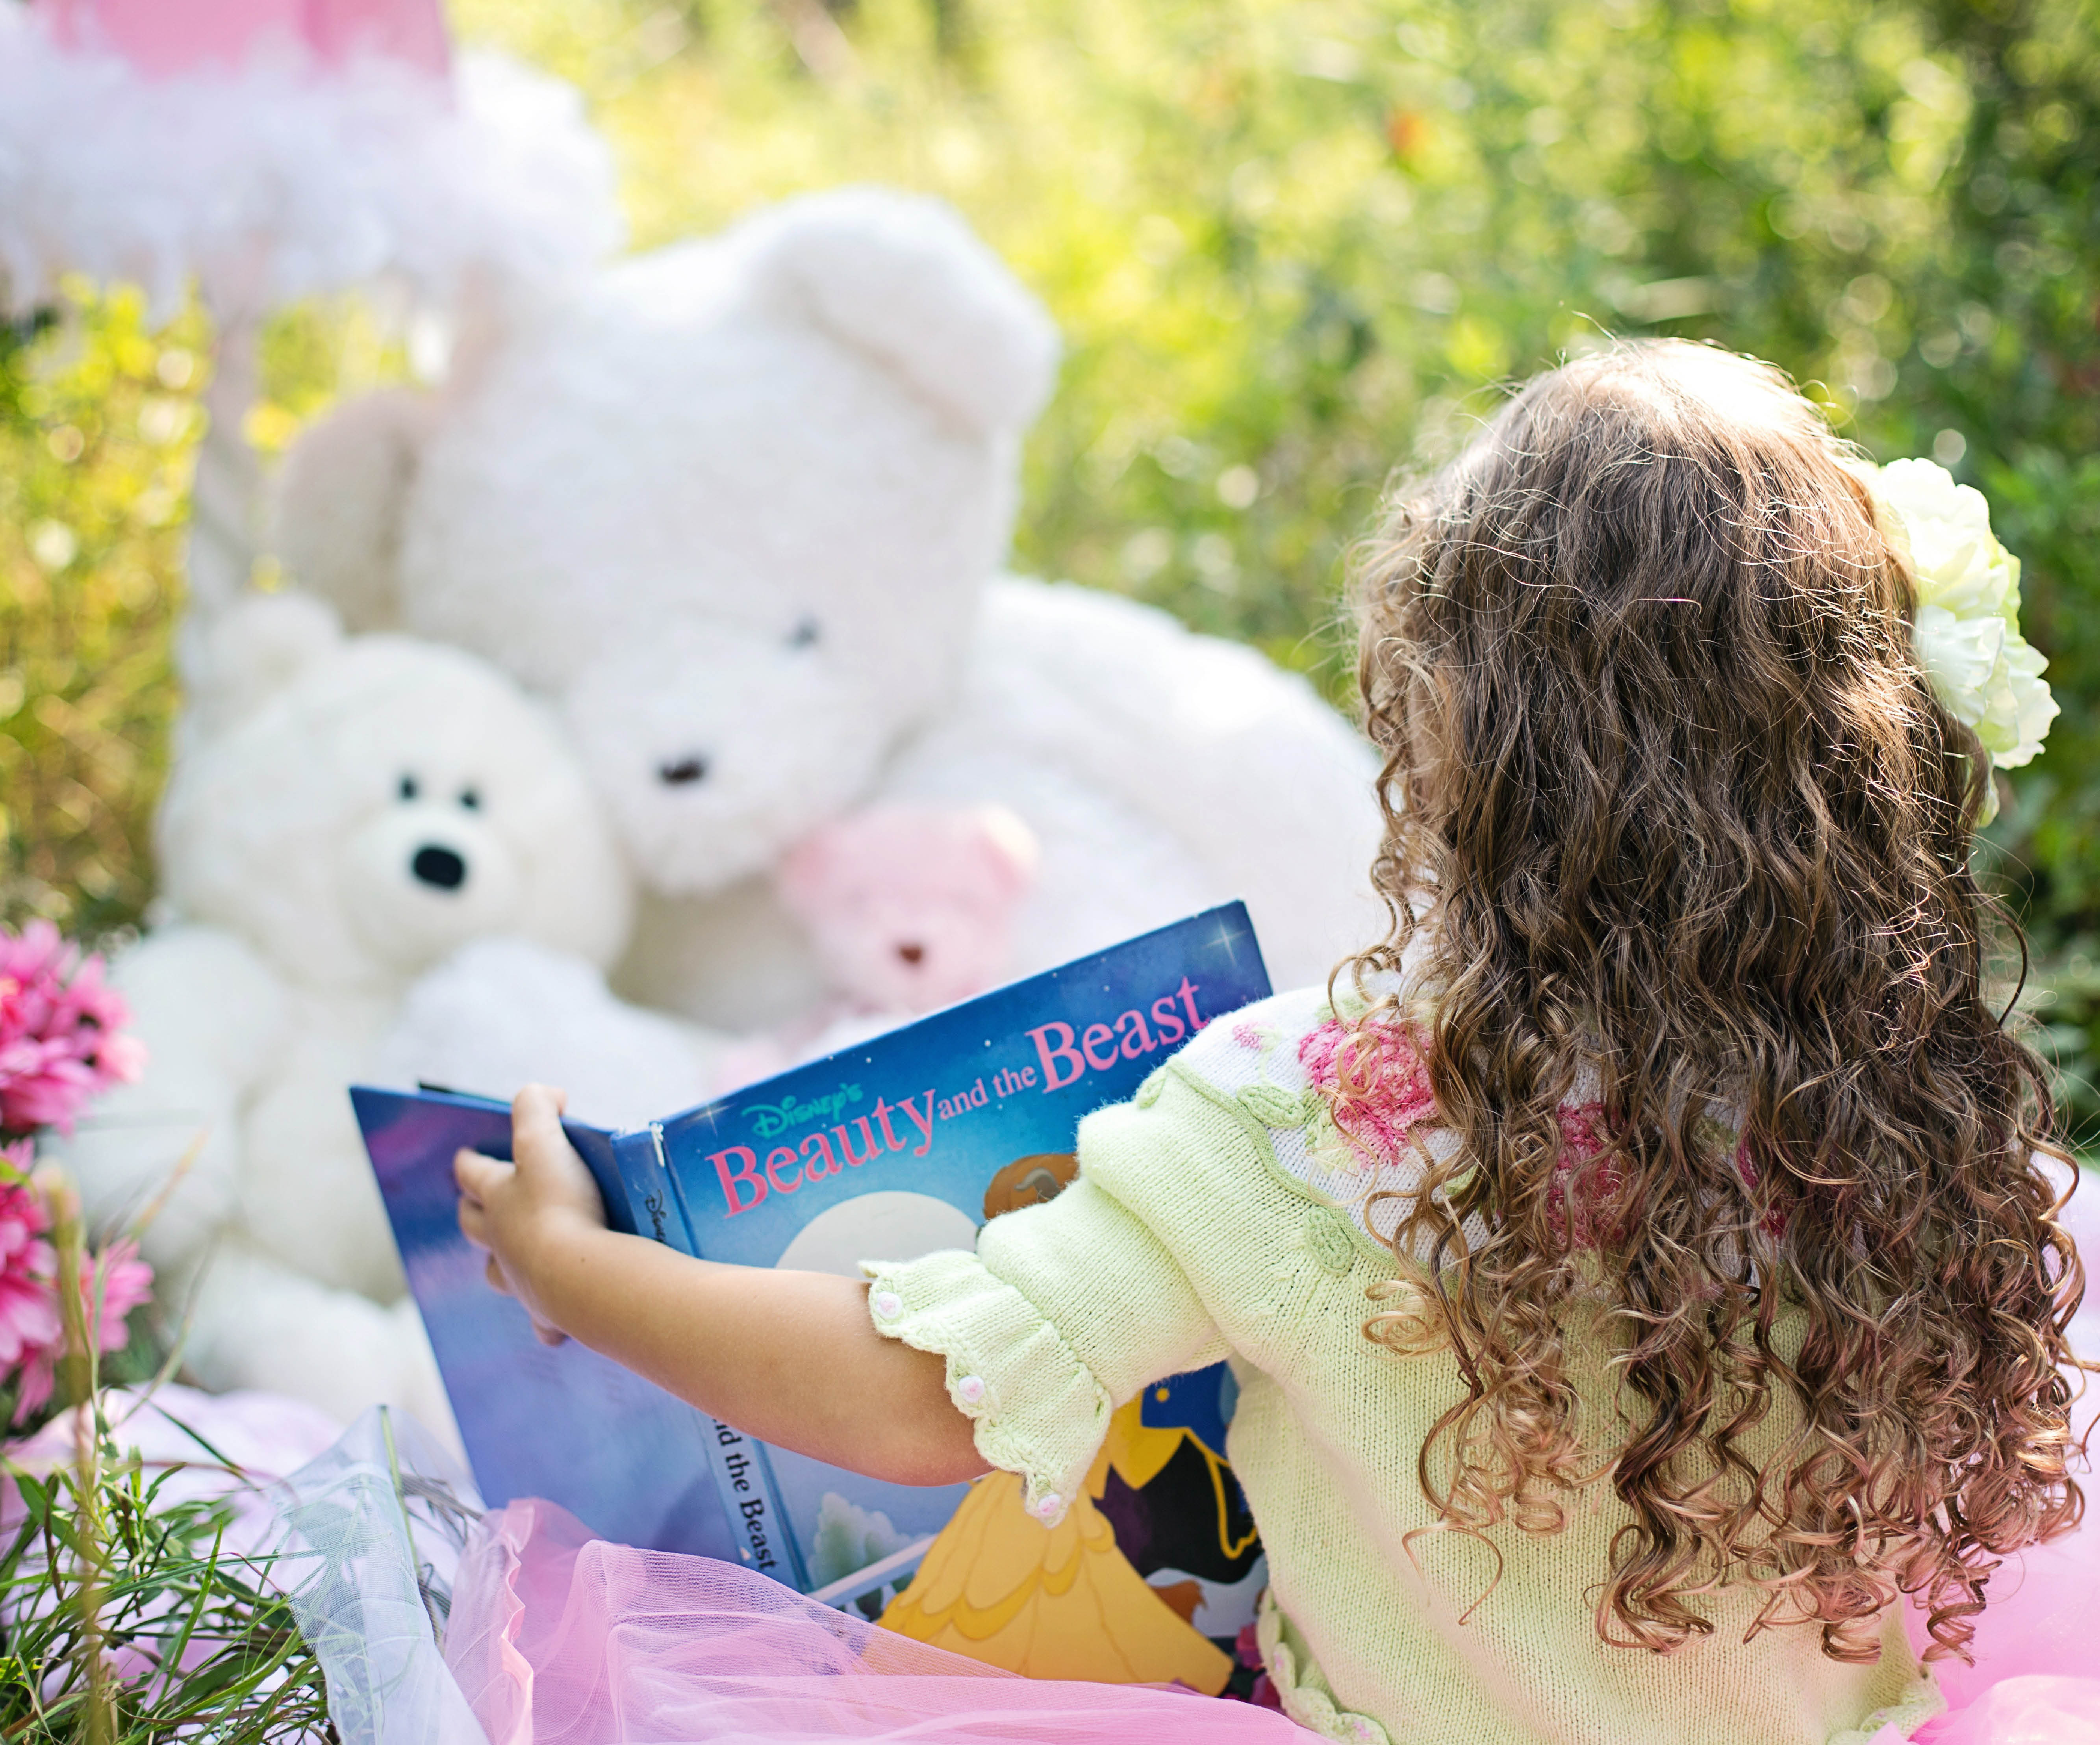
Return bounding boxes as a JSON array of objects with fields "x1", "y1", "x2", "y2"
[{"x1": 454, "y1": 1084, "x2": 986, "y2": 1488}]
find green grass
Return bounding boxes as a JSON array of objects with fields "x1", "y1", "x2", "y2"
[
  {"x1": 1, "y1": 1207, "x2": 332, "y2": 1745},
  {"x1": 2, "y1": 1434, "x2": 332, "y2": 1744}
]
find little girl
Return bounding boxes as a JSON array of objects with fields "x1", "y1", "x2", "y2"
[{"x1": 455, "y1": 340, "x2": 2093, "y2": 1745}]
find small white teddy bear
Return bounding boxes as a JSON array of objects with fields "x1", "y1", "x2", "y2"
[{"x1": 61, "y1": 593, "x2": 713, "y2": 1435}]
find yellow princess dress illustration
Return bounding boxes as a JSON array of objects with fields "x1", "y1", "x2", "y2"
[
  {"x1": 878, "y1": 1399, "x2": 1236, "y2": 1688},
  {"x1": 875, "y1": 1153, "x2": 1259, "y2": 1690}
]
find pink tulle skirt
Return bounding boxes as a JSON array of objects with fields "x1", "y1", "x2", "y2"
[
  {"x1": 440, "y1": 1495, "x2": 2099, "y2": 1745},
  {"x1": 1905, "y1": 1523, "x2": 2100, "y2": 1744},
  {"x1": 441, "y1": 1497, "x2": 1309, "y2": 1743}
]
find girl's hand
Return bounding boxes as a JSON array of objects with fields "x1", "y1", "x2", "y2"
[
  {"x1": 455, "y1": 1084, "x2": 608, "y2": 1346},
  {"x1": 454, "y1": 1084, "x2": 983, "y2": 1487}
]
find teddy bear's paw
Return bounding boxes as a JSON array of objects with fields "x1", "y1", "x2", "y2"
[
  {"x1": 185, "y1": 1248, "x2": 427, "y2": 1428},
  {"x1": 379, "y1": 935, "x2": 720, "y2": 1130}
]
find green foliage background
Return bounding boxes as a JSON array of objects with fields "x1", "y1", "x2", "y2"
[{"x1": 2, "y1": 0, "x2": 2096, "y2": 1134}]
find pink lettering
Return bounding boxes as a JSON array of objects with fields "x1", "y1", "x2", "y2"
[
  {"x1": 832, "y1": 1116, "x2": 881, "y2": 1167},
  {"x1": 765, "y1": 1146, "x2": 803, "y2": 1194},
  {"x1": 1177, "y1": 976, "x2": 1207, "y2": 1033},
  {"x1": 711, "y1": 1146, "x2": 767, "y2": 1216},
  {"x1": 1114, "y1": 1009, "x2": 1156, "y2": 1059},
  {"x1": 1082, "y1": 1022, "x2": 1120, "y2": 1071},
  {"x1": 1029, "y1": 1022, "x2": 1086, "y2": 1092},
  {"x1": 1150, "y1": 996, "x2": 1186, "y2": 1046},
  {"x1": 799, "y1": 1130, "x2": 839, "y2": 1180},
  {"x1": 900, "y1": 1091, "x2": 936, "y2": 1157}
]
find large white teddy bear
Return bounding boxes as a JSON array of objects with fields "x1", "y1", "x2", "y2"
[
  {"x1": 275, "y1": 187, "x2": 1383, "y2": 1040},
  {"x1": 61, "y1": 593, "x2": 714, "y2": 1433}
]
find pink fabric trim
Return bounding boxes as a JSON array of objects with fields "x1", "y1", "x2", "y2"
[
  {"x1": 1907, "y1": 1524, "x2": 2100, "y2": 1720},
  {"x1": 441, "y1": 1496, "x2": 2100, "y2": 1742}
]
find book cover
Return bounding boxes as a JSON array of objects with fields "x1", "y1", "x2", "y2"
[
  {"x1": 357, "y1": 902, "x2": 1271, "y2": 1682},
  {"x1": 352, "y1": 1087, "x2": 738, "y2": 1558}
]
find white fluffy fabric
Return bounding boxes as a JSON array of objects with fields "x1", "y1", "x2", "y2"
[
  {"x1": 271, "y1": 184, "x2": 1384, "y2": 1028},
  {"x1": 374, "y1": 936, "x2": 719, "y2": 1132},
  {"x1": 741, "y1": 187, "x2": 1060, "y2": 439},
  {"x1": 622, "y1": 575, "x2": 1385, "y2": 1026},
  {"x1": 559, "y1": 618, "x2": 893, "y2": 895},
  {"x1": 879, "y1": 577, "x2": 1386, "y2": 992},
  {"x1": 159, "y1": 596, "x2": 634, "y2": 992},
  {"x1": 277, "y1": 188, "x2": 1057, "y2": 898},
  {"x1": 0, "y1": 12, "x2": 621, "y2": 317}
]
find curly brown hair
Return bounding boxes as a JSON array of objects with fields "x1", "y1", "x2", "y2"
[{"x1": 1345, "y1": 339, "x2": 2086, "y2": 1664}]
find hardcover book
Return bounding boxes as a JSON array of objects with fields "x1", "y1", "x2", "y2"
[{"x1": 355, "y1": 902, "x2": 1271, "y2": 1686}]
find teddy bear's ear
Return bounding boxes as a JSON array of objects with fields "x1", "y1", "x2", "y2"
[
  {"x1": 270, "y1": 386, "x2": 434, "y2": 634},
  {"x1": 181, "y1": 591, "x2": 345, "y2": 741},
  {"x1": 742, "y1": 187, "x2": 1060, "y2": 439}
]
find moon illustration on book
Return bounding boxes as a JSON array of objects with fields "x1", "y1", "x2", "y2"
[{"x1": 775, "y1": 1191, "x2": 980, "y2": 1277}]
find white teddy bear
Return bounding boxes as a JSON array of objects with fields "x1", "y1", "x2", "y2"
[
  {"x1": 274, "y1": 185, "x2": 1383, "y2": 1044},
  {"x1": 61, "y1": 593, "x2": 714, "y2": 1434}
]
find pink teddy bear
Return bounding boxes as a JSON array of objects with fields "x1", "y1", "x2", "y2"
[
  {"x1": 713, "y1": 804, "x2": 1039, "y2": 1093},
  {"x1": 778, "y1": 803, "x2": 1039, "y2": 1016}
]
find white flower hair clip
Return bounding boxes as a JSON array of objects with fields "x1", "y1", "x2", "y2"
[{"x1": 1857, "y1": 457, "x2": 2059, "y2": 818}]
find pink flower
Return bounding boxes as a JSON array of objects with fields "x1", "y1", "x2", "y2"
[
  {"x1": 1299, "y1": 1018, "x2": 1437, "y2": 1163},
  {"x1": 0, "y1": 1148, "x2": 59, "y2": 1378},
  {"x1": 9, "y1": 1235, "x2": 153, "y2": 1424},
  {"x1": 0, "y1": 921, "x2": 145, "y2": 1138}
]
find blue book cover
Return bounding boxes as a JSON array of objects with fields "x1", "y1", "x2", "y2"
[
  {"x1": 352, "y1": 1086, "x2": 739, "y2": 1558},
  {"x1": 356, "y1": 902, "x2": 1271, "y2": 1670}
]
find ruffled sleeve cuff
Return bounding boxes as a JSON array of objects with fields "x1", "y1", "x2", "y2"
[{"x1": 862, "y1": 1248, "x2": 1110, "y2": 1527}]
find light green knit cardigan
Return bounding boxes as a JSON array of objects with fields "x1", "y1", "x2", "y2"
[{"x1": 866, "y1": 987, "x2": 1943, "y2": 1745}]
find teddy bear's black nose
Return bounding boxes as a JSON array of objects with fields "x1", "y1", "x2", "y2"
[
  {"x1": 411, "y1": 845, "x2": 468, "y2": 891},
  {"x1": 658, "y1": 755, "x2": 709, "y2": 786}
]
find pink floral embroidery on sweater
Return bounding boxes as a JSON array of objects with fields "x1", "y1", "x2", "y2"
[
  {"x1": 1292, "y1": 1018, "x2": 1781, "y2": 1251},
  {"x1": 1548, "y1": 1110, "x2": 1786, "y2": 1244},
  {"x1": 1298, "y1": 1018, "x2": 1437, "y2": 1164},
  {"x1": 1546, "y1": 1102, "x2": 1626, "y2": 1245}
]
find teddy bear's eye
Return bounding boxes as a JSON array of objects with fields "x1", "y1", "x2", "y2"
[
  {"x1": 786, "y1": 616, "x2": 821, "y2": 649},
  {"x1": 458, "y1": 788, "x2": 481, "y2": 811},
  {"x1": 398, "y1": 774, "x2": 419, "y2": 802}
]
